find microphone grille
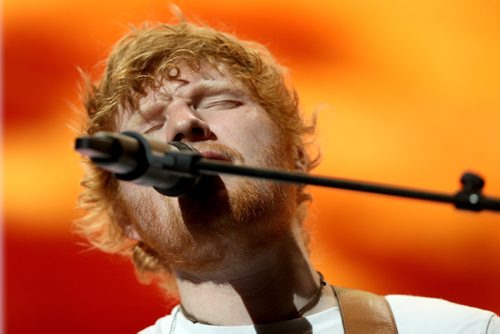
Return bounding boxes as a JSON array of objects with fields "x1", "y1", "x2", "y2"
[{"x1": 169, "y1": 141, "x2": 195, "y2": 152}]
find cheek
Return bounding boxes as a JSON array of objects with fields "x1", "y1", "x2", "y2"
[
  {"x1": 118, "y1": 182, "x2": 174, "y2": 224},
  {"x1": 210, "y1": 111, "x2": 280, "y2": 152},
  {"x1": 242, "y1": 114, "x2": 284, "y2": 161}
]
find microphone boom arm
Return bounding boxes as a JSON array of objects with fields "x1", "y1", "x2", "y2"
[{"x1": 195, "y1": 158, "x2": 500, "y2": 213}]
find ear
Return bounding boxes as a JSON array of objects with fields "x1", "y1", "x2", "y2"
[
  {"x1": 295, "y1": 147, "x2": 307, "y2": 172},
  {"x1": 124, "y1": 224, "x2": 143, "y2": 241},
  {"x1": 111, "y1": 189, "x2": 143, "y2": 241}
]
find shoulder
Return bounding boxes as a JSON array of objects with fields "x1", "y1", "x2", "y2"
[{"x1": 386, "y1": 295, "x2": 499, "y2": 334}]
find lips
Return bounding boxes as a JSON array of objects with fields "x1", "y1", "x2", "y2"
[{"x1": 200, "y1": 151, "x2": 232, "y2": 162}]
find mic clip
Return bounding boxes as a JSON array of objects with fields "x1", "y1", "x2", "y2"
[{"x1": 119, "y1": 131, "x2": 202, "y2": 197}]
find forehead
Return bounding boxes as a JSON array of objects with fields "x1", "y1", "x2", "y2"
[{"x1": 140, "y1": 63, "x2": 248, "y2": 102}]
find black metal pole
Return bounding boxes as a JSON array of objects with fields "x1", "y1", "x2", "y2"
[{"x1": 194, "y1": 158, "x2": 500, "y2": 213}]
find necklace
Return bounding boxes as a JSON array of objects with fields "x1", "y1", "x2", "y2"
[
  {"x1": 295, "y1": 271, "x2": 327, "y2": 317},
  {"x1": 170, "y1": 271, "x2": 327, "y2": 332},
  {"x1": 168, "y1": 307, "x2": 179, "y2": 334}
]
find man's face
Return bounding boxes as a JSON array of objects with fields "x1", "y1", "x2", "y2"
[{"x1": 116, "y1": 63, "x2": 298, "y2": 272}]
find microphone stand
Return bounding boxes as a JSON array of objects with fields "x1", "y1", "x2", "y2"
[
  {"x1": 75, "y1": 132, "x2": 500, "y2": 213},
  {"x1": 194, "y1": 158, "x2": 500, "y2": 213}
]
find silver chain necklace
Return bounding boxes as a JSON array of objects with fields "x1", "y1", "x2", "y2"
[{"x1": 168, "y1": 307, "x2": 180, "y2": 334}]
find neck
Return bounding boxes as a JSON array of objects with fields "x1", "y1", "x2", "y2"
[{"x1": 174, "y1": 225, "x2": 338, "y2": 325}]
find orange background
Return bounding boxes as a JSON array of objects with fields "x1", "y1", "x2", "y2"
[{"x1": 3, "y1": 0, "x2": 500, "y2": 333}]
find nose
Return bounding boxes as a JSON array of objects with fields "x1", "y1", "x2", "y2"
[{"x1": 166, "y1": 102, "x2": 212, "y2": 142}]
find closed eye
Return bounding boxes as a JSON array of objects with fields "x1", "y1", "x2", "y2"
[
  {"x1": 198, "y1": 100, "x2": 242, "y2": 111},
  {"x1": 143, "y1": 122, "x2": 164, "y2": 134}
]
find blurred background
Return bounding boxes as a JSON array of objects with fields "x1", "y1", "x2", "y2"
[{"x1": 3, "y1": 0, "x2": 500, "y2": 332}]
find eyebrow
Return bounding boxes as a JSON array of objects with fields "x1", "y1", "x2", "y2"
[{"x1": 186, "y1": 80, "x2": 247, "y2": 98}]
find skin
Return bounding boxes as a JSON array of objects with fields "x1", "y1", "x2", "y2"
[{"x1": 116, "y1": 63, "x2": 338, "y2": 327}]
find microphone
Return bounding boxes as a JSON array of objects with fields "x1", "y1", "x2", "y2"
[{"x1": 75, "y1": 131, "x2": 202, "y2": 196}]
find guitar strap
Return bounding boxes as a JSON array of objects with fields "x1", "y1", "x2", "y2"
[{"x1": 332, "y1": 286, "x2": 398, "y2": 334}]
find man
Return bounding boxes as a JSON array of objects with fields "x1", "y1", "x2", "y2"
[{"x1": 77, "y1": 20, "x2": 499, "y2": 333}]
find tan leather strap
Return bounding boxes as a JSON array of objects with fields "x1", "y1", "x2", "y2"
[{"x1": 332, "y1": 286, "x2": 398, "y2": 334}]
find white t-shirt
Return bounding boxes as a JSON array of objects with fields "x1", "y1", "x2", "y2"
[{"x1": 139, "y1": 295, "x2": 499, "y2": 334}]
